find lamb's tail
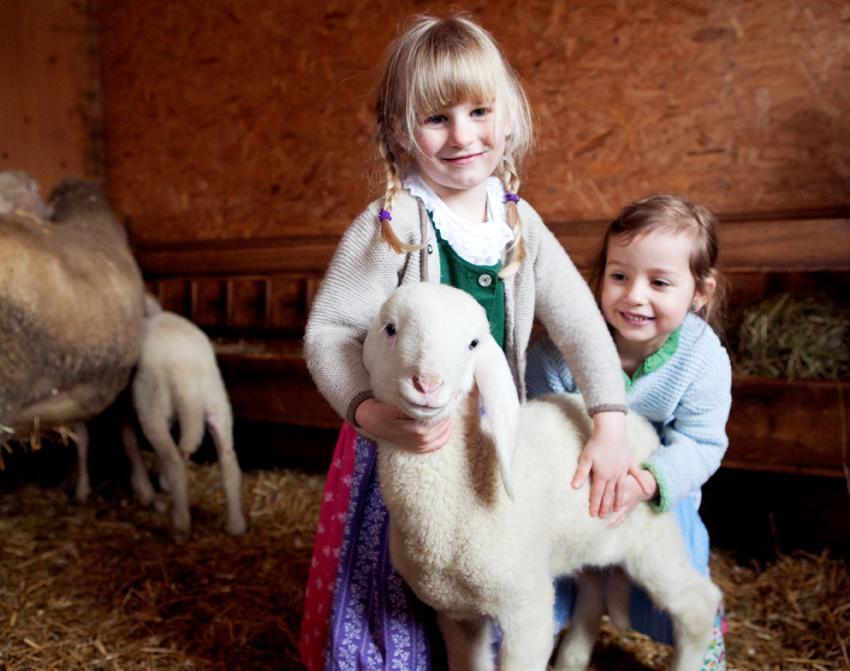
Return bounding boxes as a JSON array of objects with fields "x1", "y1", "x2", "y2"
[{"x1": 173, "y1": 382, "x2": 206, "y2": 458}]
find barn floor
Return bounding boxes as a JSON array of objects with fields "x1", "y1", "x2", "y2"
[{"x1": 0, "y1": 443, "x2": 848, "y2": 670}]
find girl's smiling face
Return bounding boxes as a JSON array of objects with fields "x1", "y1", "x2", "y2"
[
  {"x1": 412, "y1": 101, "x2": 508, "y2": 206},
  {"x1": 601, "y1": 229, "x2": 708, "y2": 363}
]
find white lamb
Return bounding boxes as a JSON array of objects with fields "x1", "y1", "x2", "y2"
[
  {"x1": 122, "y1": 295, "x2": 246, "y2": 540},
  {"x1": 361, "y1": 282, "x2": 721, "y2": 671}
]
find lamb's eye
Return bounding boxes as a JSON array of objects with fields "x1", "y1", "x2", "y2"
[
  {"x1": 385, "y1": 323, "x2": 397, "y2": 336},
  {"x1": 469, "y1": 338, "x2": 479, "y2": 350}
]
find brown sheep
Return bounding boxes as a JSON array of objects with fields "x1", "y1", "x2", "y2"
[{"x1": 0, "y1": 175, "x2": 144, "y2": 499}]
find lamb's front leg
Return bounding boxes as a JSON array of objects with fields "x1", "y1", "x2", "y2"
[
  {"x1": 436, "y1": 612, "x2": 493, "y2": 671},
  {"x1": 498, "y1": 581, "x2": 557, "y2": 671}
]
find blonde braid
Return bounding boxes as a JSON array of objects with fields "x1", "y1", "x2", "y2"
[
  {"x1": 377, "y1": 140, "x2": 419, "y2": 253},
  {"x1": 498, "y1": 153, "x2": 526, "y2": 278}
]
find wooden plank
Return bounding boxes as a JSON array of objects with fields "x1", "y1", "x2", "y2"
[
  {"x1": 216, "y1": 351, "x2": 339, "y2": 430},
  {"x1": 215, "y1": 343, "x2": 850, "y2": 479},
  {"x1": 718, "y1": 218, "x2": 850, "y2": 272},
  {"x1": 725, "y1": 377, "x2": 849, "y2": 478},
  {"x1": 134, "y1": 216, "x2": 850, "y2": 279},
  {"x1": 147, "y1": 275, "x2": 310, "y2": 334},
  {"x1": 0, "y1": 0, "x2": 101, "y2": 187},
  {"x1": 551, "y1": 216, "x2": 850, "y2": 272},
  {"x1": 136, "y1": 236, "x2": 338, "y2": 278}
]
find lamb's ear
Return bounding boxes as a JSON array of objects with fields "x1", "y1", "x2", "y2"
[{"x1": 473, "y1": 336, "x2": 520, "y2": 500}]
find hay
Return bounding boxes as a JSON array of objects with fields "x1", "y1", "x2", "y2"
[
  {"x1": 714, "y1": 550, "x2": 850, "y2": 670},
  {"x1": 734, "y1": 293, "x2": 850, "y2": 380},
  {"x1": 0, "y1": 464, "x2": 323, "y2": 670},
  {"x1": 0, "y1": 462, "x2": 848, "y2": 670}
]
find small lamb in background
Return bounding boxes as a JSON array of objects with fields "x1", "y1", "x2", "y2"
[{"x1": 123, "y1": 294, "x2": 246, "y2": 540}]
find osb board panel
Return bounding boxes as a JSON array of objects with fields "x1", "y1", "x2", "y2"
[
  {"x1": 97, "y1": 0, "x2": 850, "y2": 247},
  {"x1": 0, "y1": 0, "x2": 101, "y2": 189}
]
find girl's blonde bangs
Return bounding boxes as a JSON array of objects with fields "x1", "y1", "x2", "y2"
[
  {"x1": 410, "y1": 47, "x2": 499, "y2": 116},
  {"x1": 401, "y1": 42, "x2": 504, "y2": 151}
]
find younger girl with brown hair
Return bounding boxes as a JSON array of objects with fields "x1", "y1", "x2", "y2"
[{"x1": 527, "y1": 193, "x2": 731, "y2": 668}]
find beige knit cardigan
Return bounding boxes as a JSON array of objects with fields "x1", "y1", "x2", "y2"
[{"x1": 304, "y1": 191, "x2": 627, "y2": 425}]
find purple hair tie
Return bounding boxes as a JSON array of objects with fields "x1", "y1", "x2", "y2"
[
  {"x1": 504, "y1": 193, "x2": 520, "y2": 204},
  {"x1": 378, "y1": 209, "x2": 392, "y2": 222}
]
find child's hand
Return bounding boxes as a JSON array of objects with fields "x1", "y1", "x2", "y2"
[
  {"x1": 572, "y1": 411, "x2": 646, "y2": 517},
  {"x1": 354, "y1": 398, "x2": 453, "y2": 453},
  {"x1": 605, "y1": 469, "x2": 658, "y2": 528}
]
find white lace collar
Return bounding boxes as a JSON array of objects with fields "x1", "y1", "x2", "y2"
[{"x1": 403, "y1": 173, "x2": 514, "y2": 266}]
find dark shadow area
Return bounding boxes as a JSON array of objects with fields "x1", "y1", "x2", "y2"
[{"x1": 702, "y1": 467, "x2": 850, "y2": 562}]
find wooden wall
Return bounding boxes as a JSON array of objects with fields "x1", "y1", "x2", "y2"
[
  {"x1": 97, "y1": 1, "x2": 850, "y2": 245},
  {"x1": 93, "y1": 0, "x2": 850, "y2": 339},
  {"x1": 1, "y1": 1, "x2": 848, "y2": 474},
  {"x1": 0, "y1": 0, "x2": 101, "y2": 189}
]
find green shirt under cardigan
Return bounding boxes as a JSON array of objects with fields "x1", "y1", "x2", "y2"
[{"x1": 432, "y1": 217, "x2": 506, "y2": 349}]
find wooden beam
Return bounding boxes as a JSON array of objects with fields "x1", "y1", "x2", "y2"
[
  {"x1": 134, "y1": 216, "x2": 850, "y2": 279},
  {"x1": 214, "y1": 344, "x2": 850, "y2": 479}
]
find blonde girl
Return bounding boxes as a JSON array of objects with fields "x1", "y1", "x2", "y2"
[
  {"x1": 527, "y1": 194, "x2": 732, "y2": 668},
  {"x1": 300, "y1": 15, "x2": 637, "y2": 670}
]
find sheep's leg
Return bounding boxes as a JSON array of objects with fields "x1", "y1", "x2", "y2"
[
  {"x1": 436, "y1": 612, "x2": 493, "y2": 671},
  {"x1": 207, "y1": 412, "x2": 246, "y2": 535},
  {"x1": 623, "y1": 554, "x2": 720, "y2": 671},
  {"x1": 141, "y1": 418, "x2": 191, "y2": 540},
  {"x1": 603, "y1": 566, "x2": 632, "y2": 630},
  {"x1": 73, "y1": 422, "x2": 91, "y2": 502},
  {"x1": 551, "y1": 570, "x2": 606, "y2": 671},
  {"x1": 121, "y1": 421, "x2": 155, "y2": 506},
  {"x1": 498, "y1": 582, "x2": 556, "y2": 671}
]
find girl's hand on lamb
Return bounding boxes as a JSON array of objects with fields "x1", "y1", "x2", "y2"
[
  {"x1": 355, "y1": 398, "x2": 453, "y2": 453},
  {"x1": 605, "y1": 469, "x2": 658, "y2": 528},
  {"x1": 572, "y1": 410, "x2": 645, "y2": 518}
]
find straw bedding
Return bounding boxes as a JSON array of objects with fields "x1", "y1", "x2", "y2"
[
  {"x1": 732, "y1": 293, "x2": 849, "y2": 380},
  {"x1": 0, "y1": 461, "x2": 847, "y2": 670}
]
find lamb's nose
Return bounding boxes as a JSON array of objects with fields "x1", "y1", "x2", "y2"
[{"x1": 413, "y1": 374, "x2": 443, "y2": 395}]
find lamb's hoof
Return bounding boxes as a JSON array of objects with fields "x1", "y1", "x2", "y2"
[
  {"x1": 75, "y1": 482, "x2": 91, "y2": 503},
  {"x1": 153, "y1": 497, "x2": 169, "y2": 514},
  {"x1": 172, "y1": 527, "x2": 191, "y2": 544},
  {"x1": 137, "y1": 491, "x2": 154, "y2": 507},
  {"x1": 158, "y1": 473, "x2": 171, "y2": 493},
  {"x1": 227, "y1": 515, "x2": 247, "y2": 536},
  {"x1": 133, "y1": 483, "x2": 155, "y2": 507}
]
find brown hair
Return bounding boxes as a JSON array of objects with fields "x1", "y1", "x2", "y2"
[
  {"x1": 590, "y1": 194, "x2": 727, "y2": 333},
  {"x1": 374, "y1": 15, "x2": 533, "y2": 276}
]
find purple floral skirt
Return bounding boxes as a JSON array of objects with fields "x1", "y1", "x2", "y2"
[{"x1": 301, "y1": 429, "x2": 445, "y2": 670}]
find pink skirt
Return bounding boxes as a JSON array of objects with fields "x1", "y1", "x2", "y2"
[{"x1": 299, "y1": 423, "x2": 359, "y2": 670}]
